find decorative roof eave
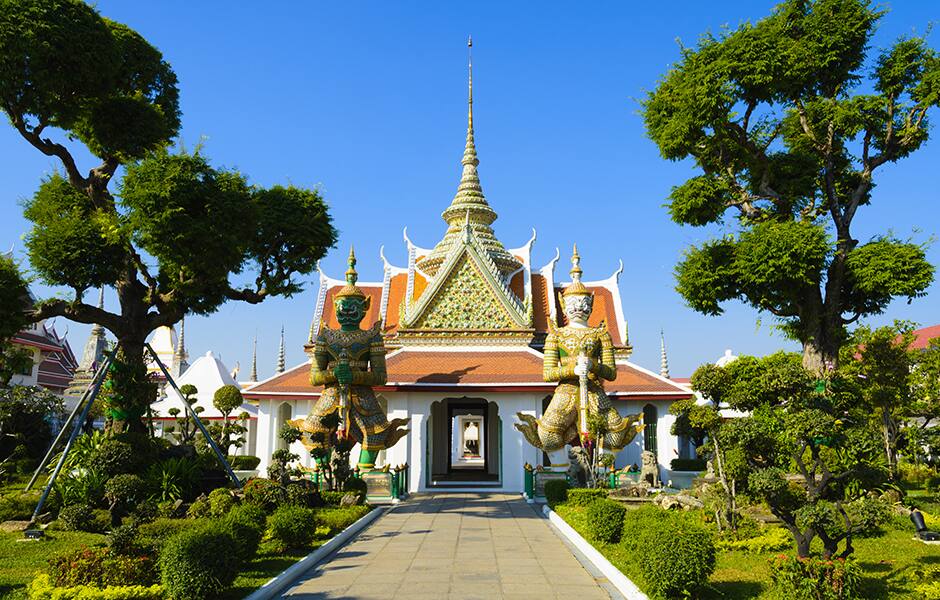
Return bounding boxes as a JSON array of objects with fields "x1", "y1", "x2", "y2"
[
  {"x1": 507, "y1": 228, "x2": 537, "y2": 269},
  {"x1": 538, "y1": 248, "x2": 561, "y2": 325}
]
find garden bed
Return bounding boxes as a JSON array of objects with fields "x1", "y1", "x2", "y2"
[{"x1": 554, "y1": 502, "x2": 938, "y2": 599}]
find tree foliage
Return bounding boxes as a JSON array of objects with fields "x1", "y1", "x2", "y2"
[
  {"x1": 643, "y1": 0, "x2": 938, "y2": 372},
  {"x1": 689, "y1": 352, "x2": 890, "y2": 559},
  {"x1": 0, "y1": 0, "x2": 337, "y2": 432}
]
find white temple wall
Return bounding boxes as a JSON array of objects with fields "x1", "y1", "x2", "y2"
[
  {"x1": 615, "y1": 398, "x2": 679, "y2": 485},
  {"x1": 384, "y1": 390, "x2": 543, "y2": 493}
]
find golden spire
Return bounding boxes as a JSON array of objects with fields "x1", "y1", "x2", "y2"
[
  {"x1": 418, "y1": 36, "x2": 520, "y2": 278},
  {"x1": 563, "y1": 244, "x2": 591, "y2": 297},
  {"x1": 336, "y1": 246, "x2": 366, "y2": 299}
]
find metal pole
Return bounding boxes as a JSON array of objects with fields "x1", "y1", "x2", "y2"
[
  {"x1": 145, "y1": 343, "x2": 241, "y2": 487},
  {"x1": 25, "y1": 358, "x2": 110, "y2": 491},
  {"x1": 29, "y1": 349, "x2": 115, "y2": 525}
]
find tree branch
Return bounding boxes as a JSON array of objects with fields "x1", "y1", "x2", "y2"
[
  {"x1": 29, "y1": 299, "x2": 124, "y2": 337},
  {"x1": 4, "y1": 108, "x2": 86, "y2": 188}
]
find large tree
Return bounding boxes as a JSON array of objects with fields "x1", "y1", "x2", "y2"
[
  {"x1": 642, "y1": 0, "x2": 937, "y2": 372},
  {"x1": 1, "y1": 0, "x2": 336, "y2": 433}
]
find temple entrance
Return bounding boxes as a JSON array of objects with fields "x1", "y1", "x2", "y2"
[{"x1": 428, "y1": 397, "x2": 500, "y2": 487}]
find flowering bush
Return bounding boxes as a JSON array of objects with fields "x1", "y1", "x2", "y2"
[
  {"x1": 769, "y1": 555, "x2": 861, "y2": 600},
  {"x1": 48, "y1": 546, "x2": 157, "y2": 588}
]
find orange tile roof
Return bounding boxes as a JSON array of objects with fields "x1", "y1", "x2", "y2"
[
  {"x1": 383, "y1": 273, "x2": 408, "y2": 334},
  {"x1": 531, "y1": 274, "x2": 550, "y2": 333},
  {"x1": 244, "y1": 350, "x2": 691, "y2": 399},
  {"x1": 910, "y1": 324, "x2": 940, "y2": 350}
]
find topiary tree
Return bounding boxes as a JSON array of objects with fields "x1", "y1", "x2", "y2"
[
  {"x1": 909, "y1": 339, "x2": 940, "y2": 463},
  {"x1": 697, "y1": 351, "x2": 891, "y2": 559},
  {"x1": 165, "y1": 384, "x2": 200, "y2": 445},
  {"x1": 211, "y1": 385, "x2": 245, "y2": 455},
  {"x1": 0, "y1": 0, "x2": 337, "y2": 435},
  {"x1": 642, "y1": 0, "x2": 938, "y2": 373}
]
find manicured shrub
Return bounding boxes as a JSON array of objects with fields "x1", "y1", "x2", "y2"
[
  {"x1": 285, "y1": 480, "x2": 323, "y2": 508},
  {"x1": 27, "y1": 573, "x2": 163, "y2": 600},
  {"x1": 636, "y1": 517, "x2": 716, "y2": 599},
  {"x1": 769, "y1": 555, "x2": 861, "y2": 600},
  {"x1": 267, "y1": 504, "x2": 318, "y2": 550},
  {"x1": 567, "y1": 488, "x2": 608, "y2": 507},
  {"x1": 670, "y1": 458, "x2": 707, "y2": 471},
  {"x1": 543, "y1": 479, "x2": 569, "y2": 507},
  {"x1": 132, "y1": 499, "x2": 158, "y2": 524},
  {"x1": 207, "y1": 487, "x2": 237, "y2": 517},
  {"x1": 59, "y1": 503, "x2": 94, "y2": 532},
  {"x1": 48, "y1": 546, "x2": 157, "y2": 587},
  {"x1": 0, "y1": 490, "x2": 38, "y2": 521},
  {"x1": 342, "y1": 477, "x2": 367, "y2": 503},
  {"x1": 585, "y1": 499, "x2": 627, "y2": 544},
  {"x1": 621, "y1": 504, "x2": 669, "y2": 552},
  {"x1": 242, "y1": 477, "x2": 285, "y2": 512},
  {"x1": 137, "y1": 518, "x2": 191, "y2": 546},
  {"x1": 186, "y1": 495, "x2": 211, "y2": 518},
  {"x1": 93, "y1": 439, "x2": 137, "y2": 477},
  {"x1": 316, "y1": 505, "x2": 371, "y2": 534},
  {"x1": 159, "y1": 523, "x2": 240, "y2": 600},
  {"x1": 229, "y1": 455, "x2": 261, "y2": 470},
  {"x1": 321, "y1": 491, "x2": 347, "y2": 505},
  {"x1": 104, "y1": 474, "x2": 147, "y2": 525},
  {"x1": 108, "y1": 523, "x2": 141, "y2": 556},
  {"x1": 220, "y1": 504, "x2": 265, "y2": 562}
]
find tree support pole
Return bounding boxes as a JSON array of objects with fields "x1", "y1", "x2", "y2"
[
  {"x1": 24, "y1": 356, "x2": 112, "y2": 492},
  {"x1": 145, "y1": 343, "x2": 241, "y2": 487},
  {"x1": 29, "y1": 349, "x2": 116, "y2": 525}
]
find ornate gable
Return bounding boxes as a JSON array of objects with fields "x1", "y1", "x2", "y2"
[
  {"x1": 410, "y1": 253, "x2": 517, "y2": 330},
  {"x1": 395, "y1": 222, "x2": 534, "y2": 345}
]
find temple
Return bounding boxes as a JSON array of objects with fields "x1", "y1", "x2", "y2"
[{"x1": 244, "y1": 43, "x2": 692, "y2": 492}]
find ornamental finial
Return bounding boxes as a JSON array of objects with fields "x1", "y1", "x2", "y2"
[
  {"x1": 250, "y1": 335, "x2": 258, "y2": 382},
  {"x1": 562, "y1": 243, "x2": 591, "y2": 297},
  {"x1": 468, "y1": 35, "x2": 473, "y2": 130},
  {"x1": 660, "y1": 329, "x2": 670, "y2": 379},
  {"x1": 336, "y1": 246, "x2": 366, "y2": 299},
  {"x1": 277, "y1": 325, "x2": 286, "y2": 373}
]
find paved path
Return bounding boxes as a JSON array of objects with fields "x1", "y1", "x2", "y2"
[{"x1": 280, "y1": 493, "x2": 615, "y2": 600}]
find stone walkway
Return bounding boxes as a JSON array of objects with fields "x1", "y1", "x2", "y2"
[{"x1": 280, "y1": 493, "x2": 615, "y2": 599}]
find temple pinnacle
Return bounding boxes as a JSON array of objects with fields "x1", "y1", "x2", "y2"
[
  {"x1": 277, "y1": 326, "x2": 286, "y2": 373},
  {"x1": 416, "y1": 38, "x2": 520, "y2": 278},
  {"x1": 250, "y1": 335, "x2": 258, "y2": 382},
  {"x1": 660, "y1": 329, "x2": 670, "y2": 379}
]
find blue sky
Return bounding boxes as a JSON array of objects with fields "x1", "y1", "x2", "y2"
[{"x1": 2, "y1": 1, "x2": 938, "y2": 378}]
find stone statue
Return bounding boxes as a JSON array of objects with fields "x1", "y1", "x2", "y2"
[
  {"x1": 516, "y1": 245, "x2": 642, "y2": 471},
  {"x1": 641, "y1": 450, "x2": 661, "y2": 487},
  {"x1": 295, "y1": 248, "x2": 409, "y2": 470}
]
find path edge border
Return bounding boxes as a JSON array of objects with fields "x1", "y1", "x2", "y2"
[
  {"x1": 542, "y1": 504, "x2": 649, "y2": 600},
  {"x1": 245, "y1": 505, "x2": 385, "y2": 600}
]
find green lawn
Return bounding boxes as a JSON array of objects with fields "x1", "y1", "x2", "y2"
[
  {"x1": 222, "y1": 540, "x2": 324, "y2": 600},
  {"x1": 0, "y1": 530, "x2": 106, "y2": 599},
  {"x1": 555, "y1": 504, "x2": 938, "y2": 599}
]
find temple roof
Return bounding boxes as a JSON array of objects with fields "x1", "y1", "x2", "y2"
[
  {"x1": 151, "y1": 351, "x2": 257, "y2": 420},
  {"x1": 244, "y1": 348, "x2": 690, "y2": 400}
]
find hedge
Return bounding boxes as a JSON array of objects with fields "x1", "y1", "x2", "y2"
[
  {"x1": 543, "y1": 479, "x2": 568, "y2": 507},
  {"x1": 567, "y1": 488, "x2": 608, "y2": 507},
  {"x1": 159, "y1": 523, "x2": 240, "y2": 600},
  {"x1": 585, "y1": 499, "x2": 626, "y2": 544},
  {"x1": 27, "y1": 574, "x2": 163, "y2": 600}
]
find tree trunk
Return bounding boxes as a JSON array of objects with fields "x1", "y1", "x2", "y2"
[
  {"x1": 104, "y1": 339, "x2": 154, "y2": 436},
  {"x1": 801, "y1": 332, "x2": 840, "y2": 375}
]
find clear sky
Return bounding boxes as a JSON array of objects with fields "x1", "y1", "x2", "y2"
[{"x1": 2, "y1": 1, "x2": 938, "y2": 379}]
